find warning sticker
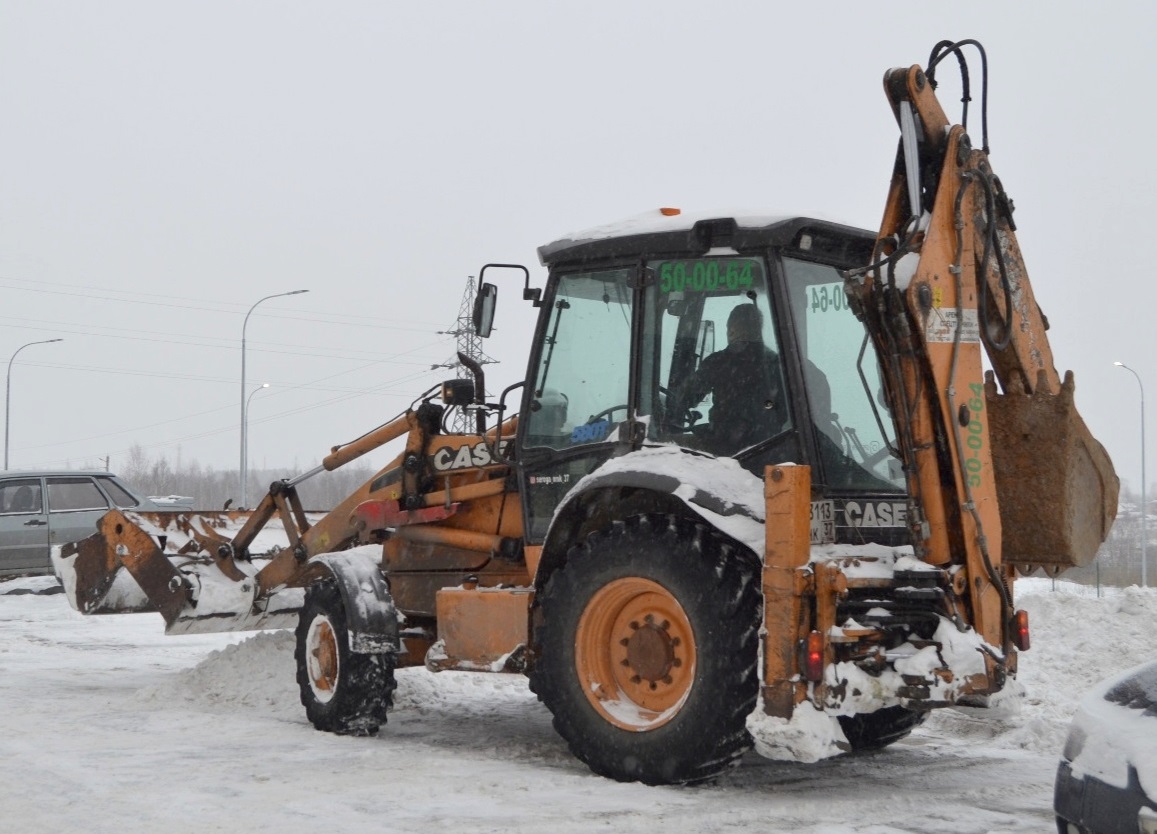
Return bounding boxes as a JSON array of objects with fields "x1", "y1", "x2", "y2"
[{"x1": 925, "y1": 307, "x2": 980, "y2": 344}]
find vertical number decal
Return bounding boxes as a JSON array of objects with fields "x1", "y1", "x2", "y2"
[{"x1": 965, "y1": 383, "x2": 985, "y2": 488}]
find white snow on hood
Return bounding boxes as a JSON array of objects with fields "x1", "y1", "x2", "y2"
[{"x1": 1065, "y1": 657, "x2": 1157, "y2": 798}]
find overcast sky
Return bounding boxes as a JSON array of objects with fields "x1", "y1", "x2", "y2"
[{"x1": 1, "y1": 1, "x2": 1154, "y2": 497}]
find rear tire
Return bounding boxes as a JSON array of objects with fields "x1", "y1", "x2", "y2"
[
  {"x1": 838, "y1": 706, "x2": 925, "y2": 751},
  {"x1": 295, "y1": 579, "x2": 396, "y2": 736},
  {"x1": 530, "y1": 514, "x2": 760, "y2": 785}
]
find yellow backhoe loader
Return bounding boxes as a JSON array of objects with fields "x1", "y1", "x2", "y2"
[{"x1": 55, "y1": 40, "x2": 1117, "y2": 785}]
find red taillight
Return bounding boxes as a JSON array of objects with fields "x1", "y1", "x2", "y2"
[
  {"x1": 803, "y1": 631, "x2": 825, "y2": 681},
  {"x1": 1012, "y1": 609, "x2": 1030, "y2": 651}
]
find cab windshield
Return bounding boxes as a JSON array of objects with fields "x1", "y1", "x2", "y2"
[{"x1": 641, "y1": 256, "x2": 790, "y2": 457}]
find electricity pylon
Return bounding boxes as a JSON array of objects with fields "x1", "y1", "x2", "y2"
[{"x1": 433, "y1": 276, "x2": 496, "y2": 433}]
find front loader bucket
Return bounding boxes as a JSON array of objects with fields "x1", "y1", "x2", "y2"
[
  {"x1": 53, "y1": 509, "x2": 307, "y2": 633},
  {"x1": 986, "y1": 371, "x2": 1119, "y2": 570}
]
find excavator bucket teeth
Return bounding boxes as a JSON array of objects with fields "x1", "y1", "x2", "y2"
[{"x1": 986, "y1": 371, "x2": 1119, "y2": 570}]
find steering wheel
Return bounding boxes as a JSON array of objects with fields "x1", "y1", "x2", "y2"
[
  {"x1": 656, "y1": 386, "x2": 702, "y2": 432},
  {"x1": 586, "y1": 404, "x2": 629, "y2": 425},
  {"x1": 841, "y1": 426, "x2": 895, "y2": 471}
]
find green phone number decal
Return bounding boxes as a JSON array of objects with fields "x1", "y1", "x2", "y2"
[
  {"x1": 809, "y1": 283, "x2": 849, "y2": 314},
  {"x1": 658, "y1": 259, "x2": 758, "y2": 294}
]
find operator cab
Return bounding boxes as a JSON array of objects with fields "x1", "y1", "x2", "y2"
[{"x1": 496, "y1": 210, "x2": 908, "y2": 546}]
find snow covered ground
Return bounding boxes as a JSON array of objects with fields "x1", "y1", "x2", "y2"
[{"x1": 1, "y1": 575, "x2": 1153, "y2": 834}]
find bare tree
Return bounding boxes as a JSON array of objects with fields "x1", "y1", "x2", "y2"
[{"x1": 114, "y1": 448, "x2": 374, "y2": 512}]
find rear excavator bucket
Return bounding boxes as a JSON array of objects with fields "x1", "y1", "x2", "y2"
[
  {"x1": 986, "y1": 371, "x2": 1119, "y2": 571},
  {"x1": 53, "y1": 509, "x2": 310, "y2": 634},
  {"x1": 874, "y1": 58, "x2": 1119, "y2": 575}
]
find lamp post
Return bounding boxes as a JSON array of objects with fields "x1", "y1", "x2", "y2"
[
  {"x1": 244, "y1": 383, "x2": 270, "y2": 500},
  {"x1": 241, "y1": 290, "x2": 307, "y2": 507},
  {"x1": 1115, "y1": 361, "x2": 1147, "y2": 587},
  {"x1": 5, "y1": 338, "x2": 63, "y2": 470}
]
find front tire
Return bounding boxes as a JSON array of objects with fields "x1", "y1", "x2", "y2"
[
  {"x1": 295, "y1": 579, "x2": 396, "y2": 736},
  {"x1": 530, "y1": 514, "x2": 760, "y2": 785}
]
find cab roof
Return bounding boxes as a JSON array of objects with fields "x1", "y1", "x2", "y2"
[{"x1": 537, "y1": 209, "x2": 877, "y2": 268}]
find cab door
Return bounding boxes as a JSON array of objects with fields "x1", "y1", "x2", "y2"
[
  {"x1": 517, "y1": 266, "x2": 636, "y2": 543},
  {"x1": 781, "y1": 256, "x2": 908, "y2": 545},
  {"x1": 0, "y1": 477, "x2": 49, "y2": 575}
]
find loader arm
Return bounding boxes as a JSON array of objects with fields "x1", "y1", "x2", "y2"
[
  {"x1": 57, "y1": 407, "x2": 443, "y2": 629},
  {"x1": 56, "y1": 388, "x2": 522, "y2": 636},
  {"x1": 845, "y1": 53, "x2": 1118, "y2": 656}
]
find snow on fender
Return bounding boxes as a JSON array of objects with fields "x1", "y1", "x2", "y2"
[{"x1": 309, "y1": 546, "x2": 399, "y2": 654}]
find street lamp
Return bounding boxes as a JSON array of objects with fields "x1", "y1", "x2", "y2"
[
  {"x1": 5, "y1": 338, "x2": 63, "y2": 470},
  {"x1": 1115, "y1": 361, "x2": 1147, "y2": 587},
  {"x1": 244, "y1": 383, "x2": 271, "y2": 500},
  {"x1": 241, "y1": 290, "x2": 307, "y2": 507}
]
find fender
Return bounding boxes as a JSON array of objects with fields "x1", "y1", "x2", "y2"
[
  {"x1": 538, "y1": 446, "x2": 766, "y2": 589},
  {"x1": 310, "y1": 549, "x2": 399, "y2": 655}
]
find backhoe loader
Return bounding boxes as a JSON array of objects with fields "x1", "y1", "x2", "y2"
[{"x1": 55, "y1": 40, "x2": 1118, "y2": 785}]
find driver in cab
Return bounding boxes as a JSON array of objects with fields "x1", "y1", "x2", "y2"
[{"x1": 676, "y1": 303, "x2": 785, "y2": 455}]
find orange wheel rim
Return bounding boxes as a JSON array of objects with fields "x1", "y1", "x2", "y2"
[
  {"x1": 306, "y1": 616, "x2": 339, "y2": 702},
  {"x1": 575, "y1": 577, "x2": 696, "y2": 731}
]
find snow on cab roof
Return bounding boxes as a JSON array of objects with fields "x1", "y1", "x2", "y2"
[
  {"x1": 547, "y1": 207, "x2": 795, "y2": 245},
  {"x1": 537, "y1": 207, "x2": 869, "y2": 266}
]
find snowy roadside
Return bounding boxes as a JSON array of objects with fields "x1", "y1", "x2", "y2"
[{"x1": 1, "y1": 575, "x2": 1153, "y2": 834}]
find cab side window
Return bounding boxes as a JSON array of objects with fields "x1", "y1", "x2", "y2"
[
  {"x1": 783, "y1": 258, "x2": 905, "y2": 491},
  {"x1": 523, "y1": 269, "x2": 633, "y2": 450}
]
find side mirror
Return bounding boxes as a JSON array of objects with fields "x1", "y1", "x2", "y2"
[{"x1": 473, "y1": 282, "x2": 497, "y2": 338}]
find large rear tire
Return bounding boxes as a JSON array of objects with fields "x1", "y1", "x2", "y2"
[
  {"x1": 530, "y1": 514, "x2": 760, "y2": 785},
  {"x1": 295, "y1": 579, "x2": 396, "y2": 736},
  {"x1": 838, "y1": 706, "x2": 926, "y2": 751}
]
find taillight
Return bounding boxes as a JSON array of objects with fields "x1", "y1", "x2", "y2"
[
  {"x1": 803, "y1": 631, "x2": 825, "y2": 681},
  {"x1": 1011, "y1": 609, "x2": 1030, "y2": 651}
]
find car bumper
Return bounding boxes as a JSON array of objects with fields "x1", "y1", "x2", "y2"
[{"x1": 1055, "y1": 759, "x2": 1157, "y2": 834}]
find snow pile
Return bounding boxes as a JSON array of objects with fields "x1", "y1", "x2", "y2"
[
  {"x1": 2, "y1": 573, "x2": 1156, "y2": 833},
  {"x1": 747, "y1": 703, "x2": 849, "y2": 763},
  {"x1": 922, "y1": 579, "x2": 1157, "y2": 755},
  {"x1": 136, "y1": 630, "x2": 302, "y2": 720},
  {"x1": 126, "y1": 575, "x2": 1157, "y2": 768}
]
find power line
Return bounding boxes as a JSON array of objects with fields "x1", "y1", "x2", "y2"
[
  {"x1": 0, "y1": 274, "x2": 446, "y2": 330},
  {"x1": 13, "y1": 343, "x2": 451, "y2": 465},
  {"x1": 0, "y1": 315, "x2": 449, "y2": 361}
]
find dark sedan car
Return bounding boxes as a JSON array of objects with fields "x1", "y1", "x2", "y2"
[
  {"x1": 1055, "y1": 658, "x2": 1157, "y2": 834},
  {"x1": 0, "y1": 472, "x2": 157, "y2": 577}
]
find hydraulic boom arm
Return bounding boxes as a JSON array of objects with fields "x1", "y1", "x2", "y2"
[{"x1": 845, "y1": 43, "x2": 1118, "y2": 656}]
